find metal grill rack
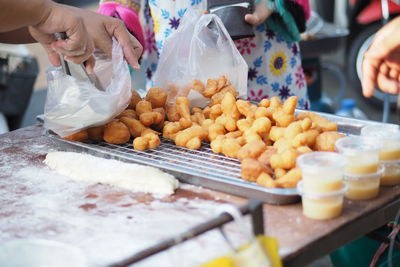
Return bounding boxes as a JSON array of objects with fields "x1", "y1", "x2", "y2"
[
  {"x1": 51, "y1": 135, "x2": 299, "y2": 205},
  {"x1": 49, "y1": 110, "x2": 397, "y2": 205}
]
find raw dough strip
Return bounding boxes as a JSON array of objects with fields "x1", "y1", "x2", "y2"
[{"x1": 44, "y1": 151, "x2": 179, "y2": 195}]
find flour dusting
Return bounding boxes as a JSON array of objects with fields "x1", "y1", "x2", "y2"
[{"x1": 0, "y1": 165, "x2": 249, "y2": 266}]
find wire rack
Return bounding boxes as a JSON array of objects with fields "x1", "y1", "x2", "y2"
[
  {"x1": 51, "y1": 135, "x2": 299, "y2": 205},
  {"x1": 95, "y1": 138, "x2": 243, "y2": 181},
  {"x1": 48, "y1": 111, "x2": 395, "y2": 205}
]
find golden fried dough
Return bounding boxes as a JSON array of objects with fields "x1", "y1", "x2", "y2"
[
  {"x1": 136, "y1": 100, "x2": 153, "y2": 116},
  {"x1": 117, "y1": 109, "x2": 137, "y2": 119},
  {"x1": 103, "y1": 120, "x2": 130, "y2": 144},
  {"x1": 64, "y1": 130, "x2": 88, "y2": 142},
  {"x1": 146, "y1": 87, "x2": 167, "y2": 108},
  {"x1": 120, "y1": 117, "x2": 146, "y2": 137},
  {"x1": 315, "y1": 131, "x2": 345, "y2": 151},
  {"x1": 87, "y1": 126, "x2": 104, "y2": 141},
  {"x1": 237, "y1": 140, "x2": 267, "y2": 161},
  {"x1": 128, "y1": 90, "x2": 142, "y2": 110}
]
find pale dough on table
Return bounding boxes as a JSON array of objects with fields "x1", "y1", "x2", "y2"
[{"x1": 44, "y1": 151, "x2": 179, "y2": 195}]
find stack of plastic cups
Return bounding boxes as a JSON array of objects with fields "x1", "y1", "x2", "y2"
[
  {"x1": 361, "y1": 125, "x2": 400, "y2": 186},
  {"x1": 335, "y1": 136, "x2": 384, "y2": 200},
  {"x1": 296, "y1": 152, "x2": 348, "y2": 220}
]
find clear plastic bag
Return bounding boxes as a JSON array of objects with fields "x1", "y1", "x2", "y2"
[
  {"x1": 44, "y1": 39, "x2": 131, "y2": 137},
  {"x1": 153, "y1": 10, "x2": 248, "y2": 107}
]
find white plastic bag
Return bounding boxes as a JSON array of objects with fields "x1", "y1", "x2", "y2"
[
  {"x1": 153, "y1": 10, "x2": 248, "y2": 107},
  {"x1": 44, "y1": 39, "x2": 131, "y2": 137}
]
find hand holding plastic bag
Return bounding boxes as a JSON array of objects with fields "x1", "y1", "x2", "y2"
[
  {"x1": 44, "y1": 38, "x2": 131, "y2": 137},
  {"x1": 154, "y1": 10, "x2": 248, "y2": 107}
]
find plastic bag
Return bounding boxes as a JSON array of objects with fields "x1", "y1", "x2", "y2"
[
  {"x1": 44, "y1": 38, "x2": 131, "y2": 137},
  {"x1": 153, "y1": 9, "x2": 248, "y2": 107}
]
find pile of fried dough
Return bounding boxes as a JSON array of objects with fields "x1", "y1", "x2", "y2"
[{"x1": 64, "y1": 76, "x2": 344, "y2": 188}]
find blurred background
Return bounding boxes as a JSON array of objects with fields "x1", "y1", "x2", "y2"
[{"x1": 0, "y1": 0, "x2": 399, "y2": 131}]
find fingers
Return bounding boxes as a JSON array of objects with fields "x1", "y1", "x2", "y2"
[
  {"x1": 122, "y1": 36, "x2": 142, "y2": 70},
  {"x1": 83, "y1": 56, "x2": 95, "y2": 73},
  {"x1": 379, "y1": 62, "x2": 389, "y2": 76},
  {"x1": 389, "y1": 68, "x2": 399, "y2": 80},
  {"x1": 361, "y1": 52, "x2": 381, "y2": 98},
  {"x1": 51, "y1": 37, "x2": 94, "y2": 65},
  {"x1": 30, "y1": 3, "x2": 95, "y2": 66},
  {"x1": 361, "y1": 17, "x2": 400, "y2": 97},
  {"x1": 106, "y1": 19, "x2": 142, "y2": 70},
  {"x1": 377, "y1": 72, "x2": 400, "y2": 95},
  {"x1": 87, "y1": 28, "x2": 113, "y2": 59},
  {"x1": 44, "y1": 45, "x2": 61, "y2": 67},
  {"x1": 245, "y1": 13, "x2": 262, "y2": 25},
  {"x1": 51, "y1": 18, "x2": 95, "y2": 64},
  {"x1": 365, "y1": 61, "x2": 400, "y2": 96},
  {"x1": 245, "y1": 2, "x2": 272, "y2": 26}
]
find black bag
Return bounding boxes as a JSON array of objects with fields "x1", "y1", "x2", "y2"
[{"x1": 207, "y1": 0, "x2": 255, "y2": 40}]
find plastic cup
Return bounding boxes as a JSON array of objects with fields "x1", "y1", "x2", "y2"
[
  {"x1": 344, "y1": 166, "x2": 384, "y2": 200},
  {"x1": 361, "y1": 125, "x2": 400, "y2": 162},
  {"x1": 296, "y1": 152, "x2": 347, "y2": 192},
  {"x1": 335, "y1": 136, "x2": 383, "y2": 175},
  {"x1": 297, "y1": 181, "x2": 347, "y2": 220},
  {"x1": 0, "y1": 239, "x2": 88, "y2": 267},
  {"x1": 380, "y1": 160, "x2": 400, "y2": 186}
]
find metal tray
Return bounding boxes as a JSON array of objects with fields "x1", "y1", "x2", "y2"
[{"x1": 47, "y1": 111, "x2": 397, "y2": 205}]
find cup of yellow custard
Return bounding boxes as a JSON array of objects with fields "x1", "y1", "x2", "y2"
[
  {"x1": 297, "y1": 181, "x2": 347, "y2": 220},
  {"x1": 361, "y1": 125, "x2": 400, "y2": 162},
  {"x1": 344, "y1": 166, "x2": 384, "y2": 200},
  {"x1": 361, "y1": 125, "x2": 400, "y2": 186},
  {"x1": 297, "y1": 152, "x2": 347, "y2": 192},
  {"x1": 335, "y1": 136, "x2": 383, "y2": 175},
  {"x1": 380, "y1": 161, "x2": 400, "y2": 186}
]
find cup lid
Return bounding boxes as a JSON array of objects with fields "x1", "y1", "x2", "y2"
[
  {"x1": 296, "y1": 152, "x2": 347, "y2": 173},
  {"x1": 335, "y1": 136, "x2": 383, "y2": 155},
  {"x1": 343, "y1": 165, "x2": 385, "y2": 180},
  {"x1": 361, "y1": 125, "x2": 400, "y2": 140},
  {"x1": 297, "y1": 180, "x2": 348, "y2": 199}
]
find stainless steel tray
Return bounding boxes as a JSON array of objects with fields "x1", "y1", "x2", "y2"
[{"x1": 46, "y1": 111, "x2": 397, "y2": 205}]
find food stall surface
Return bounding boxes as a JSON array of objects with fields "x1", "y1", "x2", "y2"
[{"x1": 0, "y1": 125, "x2": 399, "y2": 266}]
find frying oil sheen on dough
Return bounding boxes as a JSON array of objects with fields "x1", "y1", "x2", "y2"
[{"x1": 44, "y1": 151, "x2": 179, "y2": 195}]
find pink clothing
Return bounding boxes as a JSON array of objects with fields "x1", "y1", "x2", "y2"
[
  {"x1": 98, "y1": 2, "x2": 145, "y2": 49},
  {"x1": 293, "y1": 0, "x2": 311, "y2": 20}
]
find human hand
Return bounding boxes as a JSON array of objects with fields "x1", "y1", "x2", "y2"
[
  {"x1": 29, "y1": 1, "x2": 95, "y2": 71},
  {"x1": 70, "y1": 6, "x2": 143, "y2": 70},
  {"x1": 245, "y1": 0, "x2": 273, "y2": 26},
  {"x1": 361, "y1": 17, "x2": 400, "y2": 97}
]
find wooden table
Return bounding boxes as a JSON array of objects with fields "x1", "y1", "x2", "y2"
[{"x1": 0, "y1": 125, "x2": 399, "y2": 266}]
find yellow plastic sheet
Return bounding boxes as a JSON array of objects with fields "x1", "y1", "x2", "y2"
[{"x1": 199, "y1": 235, "x2": 282, "y2": 267}]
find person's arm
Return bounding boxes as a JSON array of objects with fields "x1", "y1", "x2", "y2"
[
  {"x1": 0, "y1": 0, "x2": 51, "y2": 32},
  {"x1": 0, "y1": 28, "x2": 35, "y2": 44},
  {"x1": 0, "y1": 0, "x2": 95, "y2": 69}
]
